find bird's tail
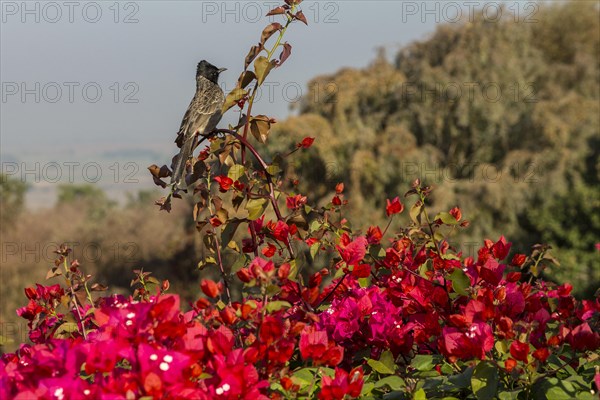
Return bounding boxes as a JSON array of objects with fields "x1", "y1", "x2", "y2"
[{"x1": 170, "y1": 133, "x2": 195, "y2": 189}]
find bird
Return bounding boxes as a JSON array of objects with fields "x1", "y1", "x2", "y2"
[{"x1": 170, "y1": 60, "x2": 226, "y2": 190}]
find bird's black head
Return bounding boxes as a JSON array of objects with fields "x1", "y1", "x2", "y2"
[{"x1": 196, "y1": 60, "x2": 226, "y2": 84}]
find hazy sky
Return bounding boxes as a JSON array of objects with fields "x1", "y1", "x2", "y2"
[{"x1": 1, "y1": 0, "x2": 537, "y2": 204}]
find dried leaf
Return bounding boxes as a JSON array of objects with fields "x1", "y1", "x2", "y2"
[
  {"x1": 238, "y1": 71, "x2": 256, "y2": 89},
  {"x1": 295, "y1": 10, "x2": 308, "y2": 25},
  {"x1": 222, "y1": 87, "x2": 248, "y2": 113},
  {"x1": 254, "y1": 56, "x2": 277, "y2": 85},
  {"x1": 155, "y1": 197, "x2": 171, "y2": 212},
  {"x1": 250, "y1": 115, "x2": 272, "y2": 143},
  {"x1": 148, "y1": 164, "x2": 171, "y2": 188},
  {"x1": 260, "y1": 23, "x2": 282, "y2": 45},
  {"x1": 245, "y1": 44, "x2": 263, "y2": 70},
  {"x1": 266, "y1": 6, "x2": 287, "y2": 16}
]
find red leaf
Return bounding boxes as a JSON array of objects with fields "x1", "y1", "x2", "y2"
[
  {"x1": 278, "y1": 42, "x2": 292, "y2": 67},
  {"x1": 295, "y1": 10, "x2": 308, "y2": 25},
  {"x1": 266, "y1": 6, "x2": 286, "y2": 16}
]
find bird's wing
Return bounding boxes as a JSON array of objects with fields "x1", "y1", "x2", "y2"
[
  {"x1": 178, "y1": 77, "x2": 225, "y2": 140},
  {"x1": 171, "y1": 77, "x2": 225, "y2": 187}
]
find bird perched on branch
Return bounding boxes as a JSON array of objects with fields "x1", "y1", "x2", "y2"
[{"x1": 171, "y1": 60, "x2": 226, "y2": 190}]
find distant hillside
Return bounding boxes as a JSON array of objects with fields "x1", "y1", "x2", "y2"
[{"x1": 269, "y1": 1, "x2": 600, "y2": 297}]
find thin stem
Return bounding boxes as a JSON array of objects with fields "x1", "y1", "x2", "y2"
[
  {"x1": 213, "y1": 232, "x2": 232, "y2": 305},
  {"x1": 316, "y1": 273, "x2": 348, "y2": 308},
  {"x1": 63, "y1": 257, "x2": 87, "y2": 340}
]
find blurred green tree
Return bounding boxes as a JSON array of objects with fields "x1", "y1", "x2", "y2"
[{"x1": 268, "y1": 1, "x2": 599, "y2": 296}]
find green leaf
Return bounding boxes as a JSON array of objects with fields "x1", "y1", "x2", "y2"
[
  {"x1": 266, "y1": 164, "x2": 281, "y2": 175},
  {"x1": 55, "y1": 322, "x2": 79, "y2": 336},
  {"x1": 413, "y1": 388, "x2": 427, "y2": 400},
  {"x1": 471, "y1": 361, "x2": 498, "y2": 400},
  {"x1": 265, "y1": 300, "x2": 291, "y2": 313},
  {"x1": 292, "y1": 368, "x2": 313, "y2": 388},
  {"x1": 373, "y1": 376, "x2": 406, "y2": 390},
  {"x1": 221, "y1": 218, "x2": 243, "y2": 249},
  {"x1": 310, "y1": 241, "x2": 320, "y2": 260},
  {"x1": 449, "y1": 268, "x2": 470, "y2": 296},
  {"x1": 410, "y1": 202, "x2": 423, "y2": 224},
  {"x1": 380, "y1": 351, "x2": 396, "y2": 372},
  {"x1": 228, "y1": 165, "x2": 245, "y2": 181},
  {"x1": 497, "y1": 390, "x2": 522, "y2": 400},
  {"x1": 494, "y1": 340, "x2": 509, "y2": 355},
  {"x1": 245, "y1": 198, "x2": 268, "y2": 220},
  {"x1": 411, "y1": 355, "x2": 434, "y2": 371},
  {"x1": 434, "y1": 212, "x2": 460, "y2": 225},
  {"x1": 447, "y1": 366, "x2": 473, "y2": 389},
  {"x1": 368, "y1": 352, "x2": 396, "y2": 375},
  {"x1": 230, "y1": 253, "x2": 247, "y2": 273}
]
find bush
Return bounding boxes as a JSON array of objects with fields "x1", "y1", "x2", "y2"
[{"x1": 2, "y1": 2, "x2": 599, "y2": 399}]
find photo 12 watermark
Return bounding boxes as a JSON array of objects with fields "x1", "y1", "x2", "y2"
[
  {"x1": 200, "y1": 1, "x2": 339, "y2": 24},
  {"x1": 220, "y1": 80, "x2": 338, "y2": 105},
  {"x1": 1, "y1": 241, "x2": 140, "y2": 264},
  {"x1": 1, "y1": 1, "x2": 140, "y2": 24},
  {"x1": 1, "y1": 82, "x2": 140, "y2": 104},
  {"x1": 282, "y1": 160, "x2": 545, "y2": 185},
  {"x1": 400, "y1": 1, "x2": 539, "y2": 24},
  {"x1": 1, "y1": 161, "x2": 141, "y2": 184}
]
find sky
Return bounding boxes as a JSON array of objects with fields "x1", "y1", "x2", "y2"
[{"x1": 0, "y1": 0, "x2": 538, "y2": 205}]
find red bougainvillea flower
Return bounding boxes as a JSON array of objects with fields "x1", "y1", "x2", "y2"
[
  {"x1": 511, "y1": 253, "x2": 527, "y2": 267},
  {"x1": 266, "y1": 220, "x2": 290, "y2": 244},
  {"x1": 298, "y1": 137, "x2": 315, "y2": 148},
  {"x1": 286, "y1": 194, "x2": 307, "y2": 210},
  {"x1": 567, "y1": 322, "x2": 600, "y2": 351},
  {"x1": 510, "y1": 340, "x2": 530, "y2": 362},
  {"x1": 336, "y1": 234, "x2": 368, "y2": 266},
  {"x1": 200, "y1": 279, "x2": 221, "y2": 298},
  {"x1": 385, "y1": 197, "x2": 404, "y2": 217},
  {"x1": 449, "y1": 206, "x2": 462, "y2": 221},
  {"x1": 318, "y1": 367, "x2": 364, "y2": 400},
  {"x1": 351, "y1": 264, "x2": 371, "y2": 278},
  {"x1": 214, "y1": 176, "x2": 234, "y2": 192},
  {"x1": 532, "y1": 347, "x2": 550, "y2": 363},
  {"x1": 261, "y1": 243, "x2": 277, "y2": 258},
  {"x1": 366, "y1": 226, "x2": 382, "y2": 245},
  {"x1": 299, "y1": 326, "x2": 343, "y2": 366},
  {"x1": 491, "y1": 236, "x2": 512, "y2": 260},
  {"x1": 440, "y1": 322, "x2": 494, "y2": 361}
]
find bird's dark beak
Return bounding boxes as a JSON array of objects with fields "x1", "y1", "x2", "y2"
[{"x1": 218, "y1": 68, "x2": 227, "y2": 73}]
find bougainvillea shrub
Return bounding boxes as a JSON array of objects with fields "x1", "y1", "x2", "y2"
[{"x1": 2, "y1": 1, "x2": 599, "y2": 399}]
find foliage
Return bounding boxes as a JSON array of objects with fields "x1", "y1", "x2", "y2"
[
  {"x1": 0, "y1": 173, "x2": 28, "y2": 227},
  {"x1": 2, "y1": 1, "x2": 600, "y2": 399},
  {"x1": 268, "y1": 1, "x2": 600, "y2": 297}
]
